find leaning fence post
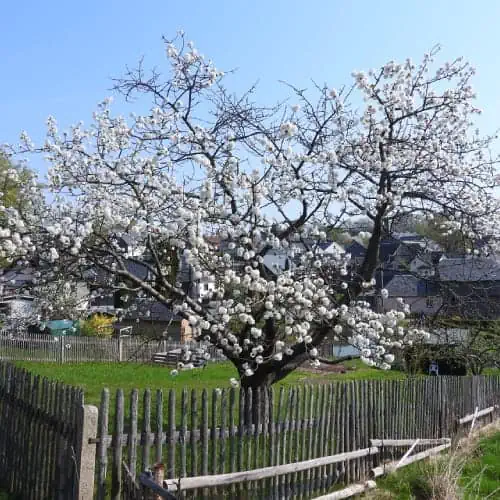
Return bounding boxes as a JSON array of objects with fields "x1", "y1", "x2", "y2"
[
  {"x1": 396, "y1": 439, "x2": 420, "y2": 468},
  {"x1": 469, "y1": 406, "x2": 479, "y2": 437},
  {"x1": 76, "y1": 404, "x2": 98, "y2": 500}
]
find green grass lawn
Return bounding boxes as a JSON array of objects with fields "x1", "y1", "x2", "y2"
[
  {"x1": 460, "y1": 431, "x2": 500, "y2": 498},
  {"x1": 372, "y1": 430, "x2": 500, "y2": 499},
  {"x1": 14, "y1": 358, "x2": 406, "y2": 407}
]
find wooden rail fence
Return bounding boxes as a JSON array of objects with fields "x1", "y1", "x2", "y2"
[
  {"x1": 1, "y1": 357, "x2": 500, "y2": 499},
  {"x1": 97, "y1": 375, "x2": 500, "y2": 499},
  {"x1": 0, "y1": 361, "x2": 97, "y2": 500}
]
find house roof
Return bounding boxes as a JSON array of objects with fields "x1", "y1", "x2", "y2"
[
  {"x1": 345, "y1": 240, "x2": 367, "y2": 258},
  {"x1": 393, "y1": 232, "x2": 422, "y2": 240},
  {"x1": 317, "y1": 240, "x2": 340, "y2": 250},
  {"x1": 393, "y1": 233, "x2": 441, "y2": 249},
  {"x1": 385, "y1": 274, "x2": 440, "y2": 297},
  {"x1": 125, "y1": 260, "x2": 150, "y2": 281},
  {"x1": 89, "y1": 258, "x2": 151, "y2": 284},
  {"x1": 0, "y1": 267, "x2": 36, "y2": 289},
  {"x1": 374, "y1": 269, "x2": 397, "y2": 288},
  {"x1": 124, "y1": 299, "x2": 180, "y2": 322},
  {"x1": 0, "y1": 295, "x2": 35, "y2": 302},
  {"x1": 438, "y1": 257, "x2": 500, "y2": 282},
  {"x1": 385, "y1": 274, "x2": 419, "y2": 297},
  {"x1": 379, "y1": 239, "x2": 401, "y2": 262},
  {"x1": 345, "y1": 238, "x2": 406, "y2": 263}
]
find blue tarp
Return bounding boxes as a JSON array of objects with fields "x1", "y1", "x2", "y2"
[{"x1": 43, "y1": 319, "x2": 79, "y2": 336}]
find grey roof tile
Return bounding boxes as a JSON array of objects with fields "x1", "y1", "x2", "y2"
[{"x1": 438, "y1": 257, "x2": 500, "y2": 281}]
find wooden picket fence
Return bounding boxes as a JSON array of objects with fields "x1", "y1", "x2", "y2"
[
  {"x1": 95, "y1": 375, "x2": 500, "y2": 499},
  {"x1": 1, "y1": 357, "x2": 500, "y2": 499},
  {"x1": 0, "y1": 333, "x2": 226, "y2": 363},
  {"x1": 0, "y1": 361, "x2": 97, "y2": 500},
  {"x1": 0, "y1": 332, "x2": 340, "y2": 365}
]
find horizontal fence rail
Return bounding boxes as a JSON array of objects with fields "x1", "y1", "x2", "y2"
[{"x1": 165, "y1": 447, "x2": 381, "y2": 491}]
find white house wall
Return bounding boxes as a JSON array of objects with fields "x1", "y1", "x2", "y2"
[
  {"x1": 7, "y1": 299, "x2": 35, "y2": 319},
  {"x1": 263, "y1": 250, "x2": 290, "y2": 273}
]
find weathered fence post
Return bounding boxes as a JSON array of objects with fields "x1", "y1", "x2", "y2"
[
  {"x1": 76, "y1": 404, "x2": 98, "y2": 500},
  {"x1": 118, "y1": 336, "x2": 123, "y2": 362},
  {"x1": 59, "y1": 336, "x2": 65, "y2": 364}
]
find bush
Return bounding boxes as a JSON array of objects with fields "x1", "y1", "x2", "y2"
[{"x1": 80, "y1": 314, "x2": 115, "y2": 337}]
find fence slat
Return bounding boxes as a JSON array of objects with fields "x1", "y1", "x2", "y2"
[
  {"x1": 292, "y1": 385, "x2": 302, "y2": 497},
  {"x1": 280, "y1": 388, "x2": 291, "y2": 498},
  {"x1": 97, "y1": 388, "x2": 110, "y2": 500},
  {"x1": 237, "y1": 389, "x2": 245, "y2": 475},
  {"x1": 306, "y1": 385, "x2": 316, "y2": 498},
  {"x1": 245, "y1": 388, "x2": 253, "y2": 477},
  {"x1": 155, "y1": 389, "x2": 163, "y2": 465},
  {"x1": 267, "y1": 386, "x2": 275, "y2": 497},
  {"x1": 167, "y1": 389, "x2": 175, "y2": 479},
  {"x1": 128, "y1": 389, "x2": 139, "y2": 480},
  {"x1": 28, "y1": 375, "x2": 40, "y2": 500},
  {"x1": 229, "y1": 388, "x2": 236, "y2": 475},
  {"x1": 111, "y1": 388, "x2": 124, "y2": 500},
  {"x1": 274, "y1": 387, "x2": 284, "y2": 498},
  {"x1": 180, "y1": 389, "x2": 188, "y2": 478},
  {"x1": 220, "y1": 389, "x2": 227, "y2": 475},
  {"x1": 190, "y1": 390, "x2": 198, "y2": 477},
  {"x1": 211, "y1": 388, "x2": 218, "y2": 476},
  {"x1": 321, "y1": 384, "x2": 333, "y2": 493},
  {"x1": 317, "y1": 384, "x2": 328, "y2": 494},
  {"x1": 201, "y1": 389, "x2": 209, "y2": 476},
  {"x1": 142, "y1": 389, "x2": 152, "y2": 472}
]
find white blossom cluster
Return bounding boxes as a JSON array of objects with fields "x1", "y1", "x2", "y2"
[{"x1": 0, "y1": 37, "x2": 498, "y2": 382}]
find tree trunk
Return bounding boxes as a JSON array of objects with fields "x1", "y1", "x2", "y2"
[{"x1": 239, "y1": 377, "x2": 273, "y2": 428}]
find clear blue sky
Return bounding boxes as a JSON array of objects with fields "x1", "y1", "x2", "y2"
[{"x1": 2, "y1": 0, "x2": 500, "y2": 173}]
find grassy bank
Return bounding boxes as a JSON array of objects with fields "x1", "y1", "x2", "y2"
[{"x1": 370, "y1": 426, "x2": 500, "y2": 499}]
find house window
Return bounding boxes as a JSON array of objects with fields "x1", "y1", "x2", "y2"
[{"x1": 426, "y1": 297, "x2": 434, "y2": 308}]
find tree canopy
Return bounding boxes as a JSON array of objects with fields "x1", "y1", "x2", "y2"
[{"x1": 1, "y1": 36, "x2": 499, "y2": 387}]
